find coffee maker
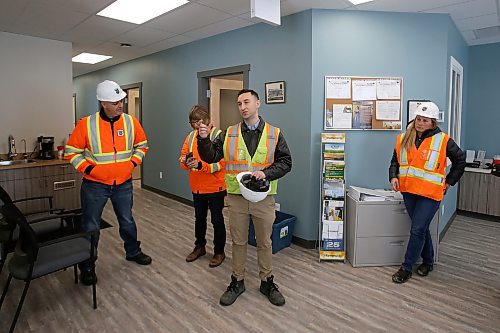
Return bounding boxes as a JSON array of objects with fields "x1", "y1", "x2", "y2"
[{"x1": 38, "y1": 136, "x2": 55, "y2": 159}]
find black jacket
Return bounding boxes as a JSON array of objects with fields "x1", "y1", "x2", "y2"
[
  {"x1": 197, "y1": 117, "x2": 292, "y2": 181},
  {"x1": 389, "y1": 127, "x2": 465, "y2": 186}
]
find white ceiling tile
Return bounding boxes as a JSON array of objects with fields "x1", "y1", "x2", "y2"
[
  {"x1": 61, "y1": 16, "x2": 137, "y2": 43},
  {"x1": 194, "y1": 0, "x2": 250, "y2": 15},
  {"x1": 145, "y1": 34, "x2": 197, "y2": 52},
  {"x1": 144, "y1": 2, "x2": 232, "y2": 34},
  {"x1": 0, "y1": 0, "x2": 30, "y2": 28},
  {"x1": 454, "y1": 13, "x2": 500, "y2": 30},
  {"x1": 424, "y1": 0, "x2": 497, "y2": 20},
  {"x1": 184, "y1": 17, "x2": 254, "y2": 39},
  {"x1": 112, "y1": 27, "x2": 177, "y2": 47}
]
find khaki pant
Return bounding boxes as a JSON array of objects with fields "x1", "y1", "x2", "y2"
[{"x1": 227, "y1": 194, "x2": 275, "y2": 281}]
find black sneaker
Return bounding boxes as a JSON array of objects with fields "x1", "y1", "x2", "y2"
[
  {"x1": 126, "y1": 252, "x2": 152, "y2": 265},
  {"x1": 416, "y1": 263, "x2": 434, "y2": 277},
  {"x1": 219, "y1": 275, "x2": 245, "y2": 306},
  {"x1": 392, "y1": 267, "x2": 412, "y2": 284},
  {"x1": 80, "y1": 270, "x2": 97, "y2": 286},
  {"x1": 260, "y1": 275, "x2": 285, "y2": 306}
]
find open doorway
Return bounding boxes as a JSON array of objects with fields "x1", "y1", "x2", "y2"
[
  {"x1": 197, "y1": 65, "x2": 249, "y2": 130},
  {"x1": 210, "y1": 75, "x2": 243, "y2": 129},
  {"x1": 122, "y1": 83, "x2": 143, "y2": 181}
]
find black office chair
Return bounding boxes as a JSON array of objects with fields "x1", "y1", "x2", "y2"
[
  {"x1": 0, "y1": 203, "x2": 97, "y2": 333},
  {"x1": 0, "y1": 185, "x2": 67, "y2": 275}
]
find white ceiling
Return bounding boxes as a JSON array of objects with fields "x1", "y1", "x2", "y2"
[{"x1": 1, "y1": 0, "x2": 499, "y2": 77}]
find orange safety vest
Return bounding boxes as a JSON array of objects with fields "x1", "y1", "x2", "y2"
[
  {"x1": 179, "y1": 127, "x2": 226, "y2": 194},
  {"x1": 395, "y1": 132, "x2": 449, "y2": 201},
  {"x1": 64, "y1": 112, "x2": 148, "y2": 185},
  {"x1": 223, "y1": 122, "x2": 279, "y2": 195}
]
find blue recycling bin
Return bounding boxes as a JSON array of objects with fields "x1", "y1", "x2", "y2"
[{"x1": 248, "y1": 211, "x2": 296, "y2": 254}]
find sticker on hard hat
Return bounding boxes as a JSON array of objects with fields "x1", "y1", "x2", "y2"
[
  {"x1": 115, "y1": 88, "x2": 120, "y2": 94},
  {"x1": 422, "y1": 107, "x2": 427, "y2": 111}
]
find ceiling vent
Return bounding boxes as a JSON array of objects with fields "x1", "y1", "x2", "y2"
[{"x1": 473, "y1": 26, "x2": 500, "y2": 39}]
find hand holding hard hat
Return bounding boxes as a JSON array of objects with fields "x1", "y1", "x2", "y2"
[{"x1": 237, "y1": 171, "x2": 270, "y2": 203}]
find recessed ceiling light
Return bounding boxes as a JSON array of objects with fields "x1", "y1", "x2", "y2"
[
  {"x1": 349, "y1": 0, "x2": 374, "y2": 5},
  {"x1": 120, "y1": 43, "x2": 132, "y2": 47},
  {"x1": 97, "y1": 0, "x2": 189, "y2": 24},
  {"x1": 72, "y1": 53, "x2": 112, "y2": 64}
]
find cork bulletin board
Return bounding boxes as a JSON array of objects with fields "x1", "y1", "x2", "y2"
[{"x1": 324, "y1": 76, "x2": 403, "y2": 131}]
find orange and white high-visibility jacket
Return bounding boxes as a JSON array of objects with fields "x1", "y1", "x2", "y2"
[
  {"x1": 64, "y1": 111, "x2": 148, "y2": 185},
  {"x1": 395, "y1": 132, "x2": 448, "y2": 201},
  {"x1": 179, "y1": 127, "x2": 226, "y2": 194}
]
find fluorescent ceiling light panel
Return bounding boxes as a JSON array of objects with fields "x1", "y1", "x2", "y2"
[
  {"x1": 72, "y1": 53, "x2": 112, "y2": 64},
  {"x1": 349, "y1": 0, "x2": 374, "y2": 5},
  {"x1": 97, "y1": 0, "x2": 189, "y2": 24}
]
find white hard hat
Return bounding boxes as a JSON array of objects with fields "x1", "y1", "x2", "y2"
[
  {"x1": 236, "y1": 172, "x2": 270, "y2": 203},
  {"x1": 414, "y1": 102, "x2": 439, "y2": 119},
  {"x1": 96, "y1": 80, "x2": 126, "y2": 102}
]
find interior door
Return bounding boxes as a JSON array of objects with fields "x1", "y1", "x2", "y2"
[
  {"x1": 124, "y1": 87, "x2": 142, "y2": 180},
  {"x1": 209, "y1": 76, "x2": 243, "y2": 130}
]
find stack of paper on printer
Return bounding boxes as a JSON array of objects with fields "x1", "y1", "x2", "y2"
[{"x1": 348, "y1": 186, "x2": 403, "y2": 201}]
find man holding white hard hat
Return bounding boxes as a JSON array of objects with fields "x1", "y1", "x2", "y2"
[{"x1": 197, "y1": 89, "x2": 292, "y2": 307}]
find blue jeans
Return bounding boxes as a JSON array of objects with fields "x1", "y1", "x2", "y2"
[
  {"x1": 401, "y1": 192, "x2": 440, "y2": 272},
  {"x1": 79, "y1": 179, "x2": 141, "y2": 271}
]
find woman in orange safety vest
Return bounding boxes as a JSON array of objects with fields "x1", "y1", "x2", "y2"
[{"x1": 389, "y1": 102, "x2": 465, "y2": 283}]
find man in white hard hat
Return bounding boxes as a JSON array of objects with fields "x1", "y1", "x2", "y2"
[
  {"x1": 197, "y1": 89, "x2": 292, "y2": 307},
  {"x1": 65, "y1": 80, "x2": 151, "y2": 286}
]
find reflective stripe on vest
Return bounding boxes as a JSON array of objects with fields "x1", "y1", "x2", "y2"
[
  {"x1": 187, "y1": 127, "x2": 222, "y2": 173},
  {"x1": 424, "y1": 132, "x2": 445, "y2": 170},
  {"x1": 399, "y1": 166, "x2": 445, "y2": 185},
  {"x1": 223, "y1": 123, "x2": 279, "y2": 194},
  {"x1": 86, "y1": 112, "x2": 135, "y2": 164}
]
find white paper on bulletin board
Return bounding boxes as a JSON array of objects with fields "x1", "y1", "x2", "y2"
[
  {"x1": 376, "y1": 100, "x2": 400, "y2": 120},
  {"x1": 352, "y1": 79, "x2": 376, "y2": 101},
  {"x1": 376, "y1": 78, "x2": 401, "y2": 99},
  {"x1": 326, "y1": 77, "x2": 351, "y2": 99}
]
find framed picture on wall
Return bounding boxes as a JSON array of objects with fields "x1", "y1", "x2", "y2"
[{"x1": 265, "y1": 81, "x2": 286, "y2": 104}]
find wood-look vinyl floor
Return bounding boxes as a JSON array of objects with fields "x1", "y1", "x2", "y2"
[{"x1": 1, "y1": 183, "x2": 499, "y2": 332}]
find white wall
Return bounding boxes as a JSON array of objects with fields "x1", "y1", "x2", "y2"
[{"x1": 0, "y1": 31, "x2": 73, "y2": 155}]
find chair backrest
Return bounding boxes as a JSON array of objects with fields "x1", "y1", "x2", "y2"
[
  {"x1": 1, "y1": 203, "x2": 39, "y2": 260},
  {"x1": 0, "y1": 185, "x2": 13, "y2": 206}
]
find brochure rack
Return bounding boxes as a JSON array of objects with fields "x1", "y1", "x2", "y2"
[{"x1": 319, "y1": 133, "x2": 346, "y2": 261}]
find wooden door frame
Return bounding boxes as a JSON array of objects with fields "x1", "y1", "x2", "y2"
[
  {"x1": 197, "y1": 64, "x2": 250, "y2": 108},
  {"x1": 122, "y1": 82, "x2": 144, "y2": 187}
]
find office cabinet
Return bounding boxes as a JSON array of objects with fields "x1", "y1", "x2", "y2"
[
  {"x1": 458, "y1": 171, "x2": 500, "y2": 217},
  {"x1": 346, "y1": 193, "x2": 439, "y2": 267}
]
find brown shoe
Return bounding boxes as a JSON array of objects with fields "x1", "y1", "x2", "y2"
[
  {"x1": 209, "y1": 253, "x2": 225, "y2": 268},
  {"x1": 186, "y1": 246, "x2": 206, "y2": 262}
]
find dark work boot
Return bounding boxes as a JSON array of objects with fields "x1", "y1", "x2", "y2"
[
  {"x1": 260, "y1": 275, "x2": 285, "y2": 306},
  {"x1": 126, "y1": 252, "x2": 152, "y2": 265},
  {"x1": 392, "y1": 267, "x2": 412, "y2": 283},
  {"x1": 219, "y1": 275, "x2": 245, "y2": 306},
  {"x1": 416, "y1": 263, "x2": 434, "y2": 277}
]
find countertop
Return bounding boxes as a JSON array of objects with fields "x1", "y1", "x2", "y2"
[{"x1": 0, "y1": 158, "x2": 71, "y2": 171}]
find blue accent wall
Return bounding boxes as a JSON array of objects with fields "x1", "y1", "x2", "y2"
[
  {"x1": 74, "y1": 9, "x2": 467, "y2": 240},
  {"x1": 466, "y1": 42, "x2": 500, "y2": 158}
]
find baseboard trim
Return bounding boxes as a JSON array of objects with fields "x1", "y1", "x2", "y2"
[
  {"x1": 456, "y1": 210, "x2": 500, "y2": 223},
  {"x1": 142, "y1": 184, "x2": 193, "y2": 207},
  {"x1": 439, "y1": 211, "x2": 457, "y2": 242},
  {"x1": 292, "y1": 236, "x2": 317, "y2": 249}
]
